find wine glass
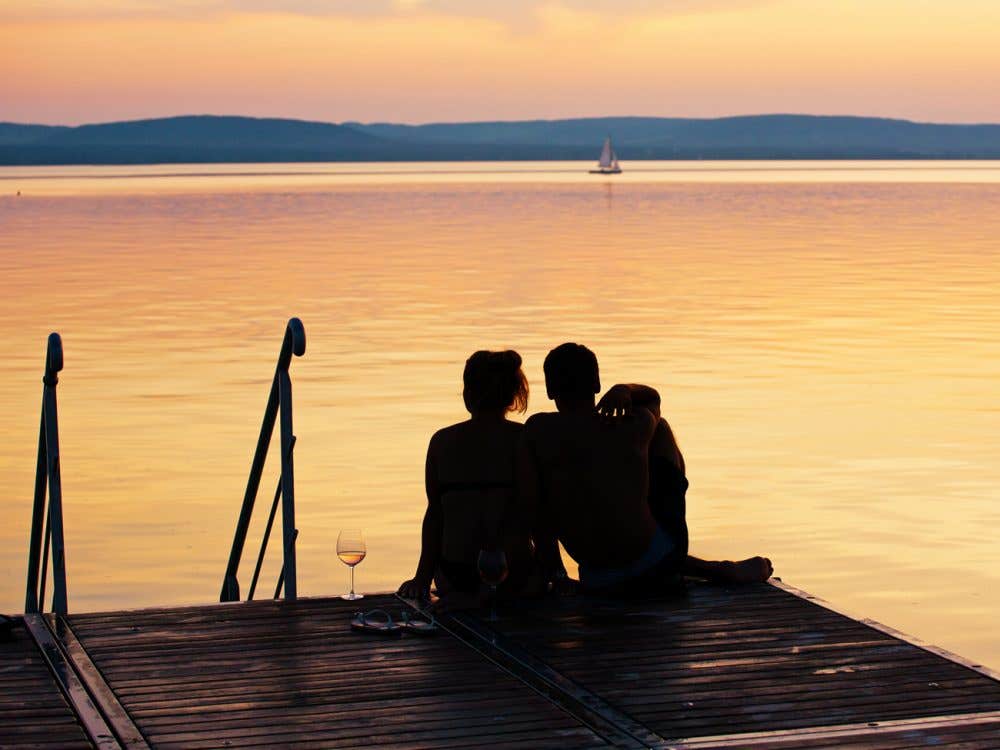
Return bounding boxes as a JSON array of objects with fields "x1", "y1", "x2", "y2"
[
  {"x1": 337, "y1": 529, "x2": 366, "y2": 601},
  {"x1": 477, "y1": 549, "x2": 509, "y2": 622}
]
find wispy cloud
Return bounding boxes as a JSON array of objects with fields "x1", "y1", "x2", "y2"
[{"x1": 4, "y1": 0, "x2": 773, "y2": 23}]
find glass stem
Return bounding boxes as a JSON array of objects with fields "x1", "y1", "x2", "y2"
[
  {"x1": 490, "y1": 584, "x2": 497, "y2": 621},
  {"x1": 350, "y1": 565, "x2": 356, "y2": 597}
]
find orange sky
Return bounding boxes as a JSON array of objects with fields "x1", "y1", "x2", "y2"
[{"x1": 3, "y1": 1, "x2": 1000, "y2": 125}]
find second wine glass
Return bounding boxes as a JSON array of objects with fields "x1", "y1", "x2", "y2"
[
  {"x1": 477, "y1": 548, "x2": 508, "y2": 622},
  {"x1": 337, "y1": 529, "x2": 366, "y2": 601}
]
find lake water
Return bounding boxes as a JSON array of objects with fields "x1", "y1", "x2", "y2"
[{"x1": 1, "y1": 161, "x2": 998, "y2": 670}]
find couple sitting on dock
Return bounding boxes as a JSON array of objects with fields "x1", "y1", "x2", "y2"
[{"x1": 398, "y1": 343, "x2": 772, "y2": 609}]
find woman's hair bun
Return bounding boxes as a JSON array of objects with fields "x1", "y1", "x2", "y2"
[
  {"x1": 463, "y1": 349, "x2": 529, "y2": 415},
  {"x1": 500, "y1": 350, "x2": 522, "y2": 369}
]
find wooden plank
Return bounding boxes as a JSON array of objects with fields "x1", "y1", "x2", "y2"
[
  {"x1": 72, "y1": 617, "x2": 890, "y2": 660},
  {"x1": 22, "y1": 614, "x2": 118, "y2": 750},
  {"x1": 665, "y1": 709, "x2": 1000, "y2": 748},
  {"x1": 133, "y1": 699, "x2": 581, "y2": 734},
  {"x1": 428, "y1": 601, "x2": 662, "y2": 749},
  {"x1": 91, "y1": 648, "x2": 496, "y2": 686},
  {"x1": 467, "y1": 581, "x2": 1000, "y2": 742},
  {"x1": 147, "y1": 712, "x2": 592, "y2": 744},
  {"x1": 404, "y1": 596, "x2": 652, "y2": 749},
  {"x1": 613, "y1": 675, "x2": 990, "y2": 708},
  {"x1": 67, "y1": 595, "x2": 613, "y2": 749},
  {"x1": 771, "y1": 578, "x2": 1000, "y2": 682},
  {"x1": 0, "y1": 743, "x2": 94, "y2": 750},
  {"x1": 48, "y1": 615, "x2": 150, "y2": 750},
  {"x1": 0, "y1": 616, "x2": 94, "y2": 750}
]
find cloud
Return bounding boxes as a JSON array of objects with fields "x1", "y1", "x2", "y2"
[{"x1": 3, "y1": 0, "x2": 775, "y2": 23}]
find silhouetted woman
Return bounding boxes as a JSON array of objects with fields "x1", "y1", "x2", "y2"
[{"x1": 398, "y1": 350, "x2": 536, "y2": 605}]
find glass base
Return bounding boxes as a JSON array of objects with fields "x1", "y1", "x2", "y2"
[{"x1": 341, "y1": 592, "x2": 364, "y2": 600}]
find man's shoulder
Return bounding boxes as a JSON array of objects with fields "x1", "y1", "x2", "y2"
[
  {"x1": 523, "y1": 411, "x2": 560, "y2": 432},
  {"x1": 522, "y1": 412, "x2": 564, "y2": 447}
]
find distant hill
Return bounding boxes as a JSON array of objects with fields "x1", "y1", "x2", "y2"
[
  {"x1": 0, "y1": 122, "x2": 70, "y2": 145},
  {"x1": 0, "y1": 115, "x2": 386, "y2": 164},
  {"x1": 352, "y1": 115, "x2": 1000, "y2": 157},
  {"x1": 2, "y1": 114, "x2": 1000, "y2": 164}
]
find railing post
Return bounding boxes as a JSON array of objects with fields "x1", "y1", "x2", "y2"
[
  {"x1": 274, "y1": 529, "x2": 299, "y2": 600},
  {"x1": 25, "y1": 333, "x2": 67, "y2": 615},
  {"x1": 221, "y1": 318, "x2": 305, "y2": 602},
  {"x1": 45, "y1": 372, "x2": 68, "y2": 615},
  {"x1": 247, "y1": 436, "x2": 296, "y2": 601},
  {"x1": 25, "y1": 414, "x2": 48, "y2": 614},
  {"x1": 278, "y1": 369, "x2": 297, "y2": 600}
]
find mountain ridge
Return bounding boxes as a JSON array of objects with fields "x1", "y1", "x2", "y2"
[{"x1": 3, "y1": 114, "x2": 1000, "y2": 164}]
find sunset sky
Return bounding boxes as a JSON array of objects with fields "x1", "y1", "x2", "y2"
[{"x1": 4, "y1": 0, "x2": 1000, "y2": 125}]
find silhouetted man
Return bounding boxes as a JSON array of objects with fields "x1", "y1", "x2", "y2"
[{"x1": 519, "y1": 343, "x2": 772, "y2": 594}]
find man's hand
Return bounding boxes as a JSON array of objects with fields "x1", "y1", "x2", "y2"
[
  {"x1": 397, "y1": 577, "x2": 431, "y2": 601},
  {"x1": 597, "y1": 384, "x2": 633, "y2": 418}
]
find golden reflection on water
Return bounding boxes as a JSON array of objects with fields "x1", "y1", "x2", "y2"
[{"x1": 1, "y1": 162, "x2": 999, "y2": 670}]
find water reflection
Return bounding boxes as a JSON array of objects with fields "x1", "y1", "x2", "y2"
[{"x1": 0, "y1": 162, "x2": 998, "y2": 671}]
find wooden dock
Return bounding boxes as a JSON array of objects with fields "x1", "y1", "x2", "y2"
[{"x1": 3, "y1": 580, "x2": 999, "y2": 749}]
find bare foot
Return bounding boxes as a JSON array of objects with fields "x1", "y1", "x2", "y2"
[{"x1": 719, "y1": 557, "x2": 773, "y2": 584}]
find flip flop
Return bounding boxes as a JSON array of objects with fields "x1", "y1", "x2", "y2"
[
  {"x1": 351, "y1": 609, "x2": 402, "y2": 637},
  {"x1": 400, "y1": 610, "x2": 439, "y2": 636}
]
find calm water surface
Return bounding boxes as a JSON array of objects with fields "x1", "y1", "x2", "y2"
[{"x1": 1, "y1": 161, "x2": 998, "y2": 670}]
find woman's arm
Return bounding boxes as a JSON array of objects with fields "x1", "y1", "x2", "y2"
[
  {"x1": 397, "y1": 441, "x2": 444, "y2": 599},
  {"x1": 625, "y1": 383, "x2": 662, "y2": 414}
]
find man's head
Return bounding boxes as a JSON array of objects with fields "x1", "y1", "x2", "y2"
[{"x1": 543, "y1": 343, "x2": 600, "y2": 405}]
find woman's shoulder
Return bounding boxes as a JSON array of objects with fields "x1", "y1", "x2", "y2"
[
  {"x1": 430, "y1": 418, "x2": 524, "y2": 455},
  {"x1": 430, "y1": 419, "x2": 473, "y2": 446}
]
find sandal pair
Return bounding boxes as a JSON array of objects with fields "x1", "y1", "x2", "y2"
[{"x1": 351, "y1": 609, "x2": 439, "y2": 637}]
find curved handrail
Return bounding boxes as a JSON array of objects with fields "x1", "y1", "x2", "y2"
[
  {"x1": 44, "y1": 332, "x2": 63, "y2": 384},
  {"x1": 277, "y1": 318, "x2": 306, "y2": 371}
]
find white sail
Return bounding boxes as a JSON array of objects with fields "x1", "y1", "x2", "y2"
[
  {"x1": 598, "y1": 137, "x2": 613, "y2": 168},
  {"x1": 590, "y1": 135, "x2": 622, "y2": 173}
]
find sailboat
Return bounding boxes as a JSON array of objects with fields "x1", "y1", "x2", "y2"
[{"x1": 589, "y1": 136, "x2": 622, "y2": 174}]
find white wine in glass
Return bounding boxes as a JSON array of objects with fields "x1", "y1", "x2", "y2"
[{"x1": 337, "y1": 529, "x2": 366, "y2": 601}]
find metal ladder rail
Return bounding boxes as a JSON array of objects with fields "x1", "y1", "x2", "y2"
[
  {"x1": 20, "y1": 333, "x2": 149, "y2": 748},
  {"x1": 25, "y1": 332, "x2": 68, "y2": 616},
  {"x1": 220, "y1": 317, "x2": 305, "y2": 602}
]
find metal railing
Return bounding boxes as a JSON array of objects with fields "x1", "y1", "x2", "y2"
[
  {"x1": 25, "y1": 333, "x2": 68, "y2": 615},
  {"x1": 220, "y1": 318, "x2": 306, "y2": 602}
]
